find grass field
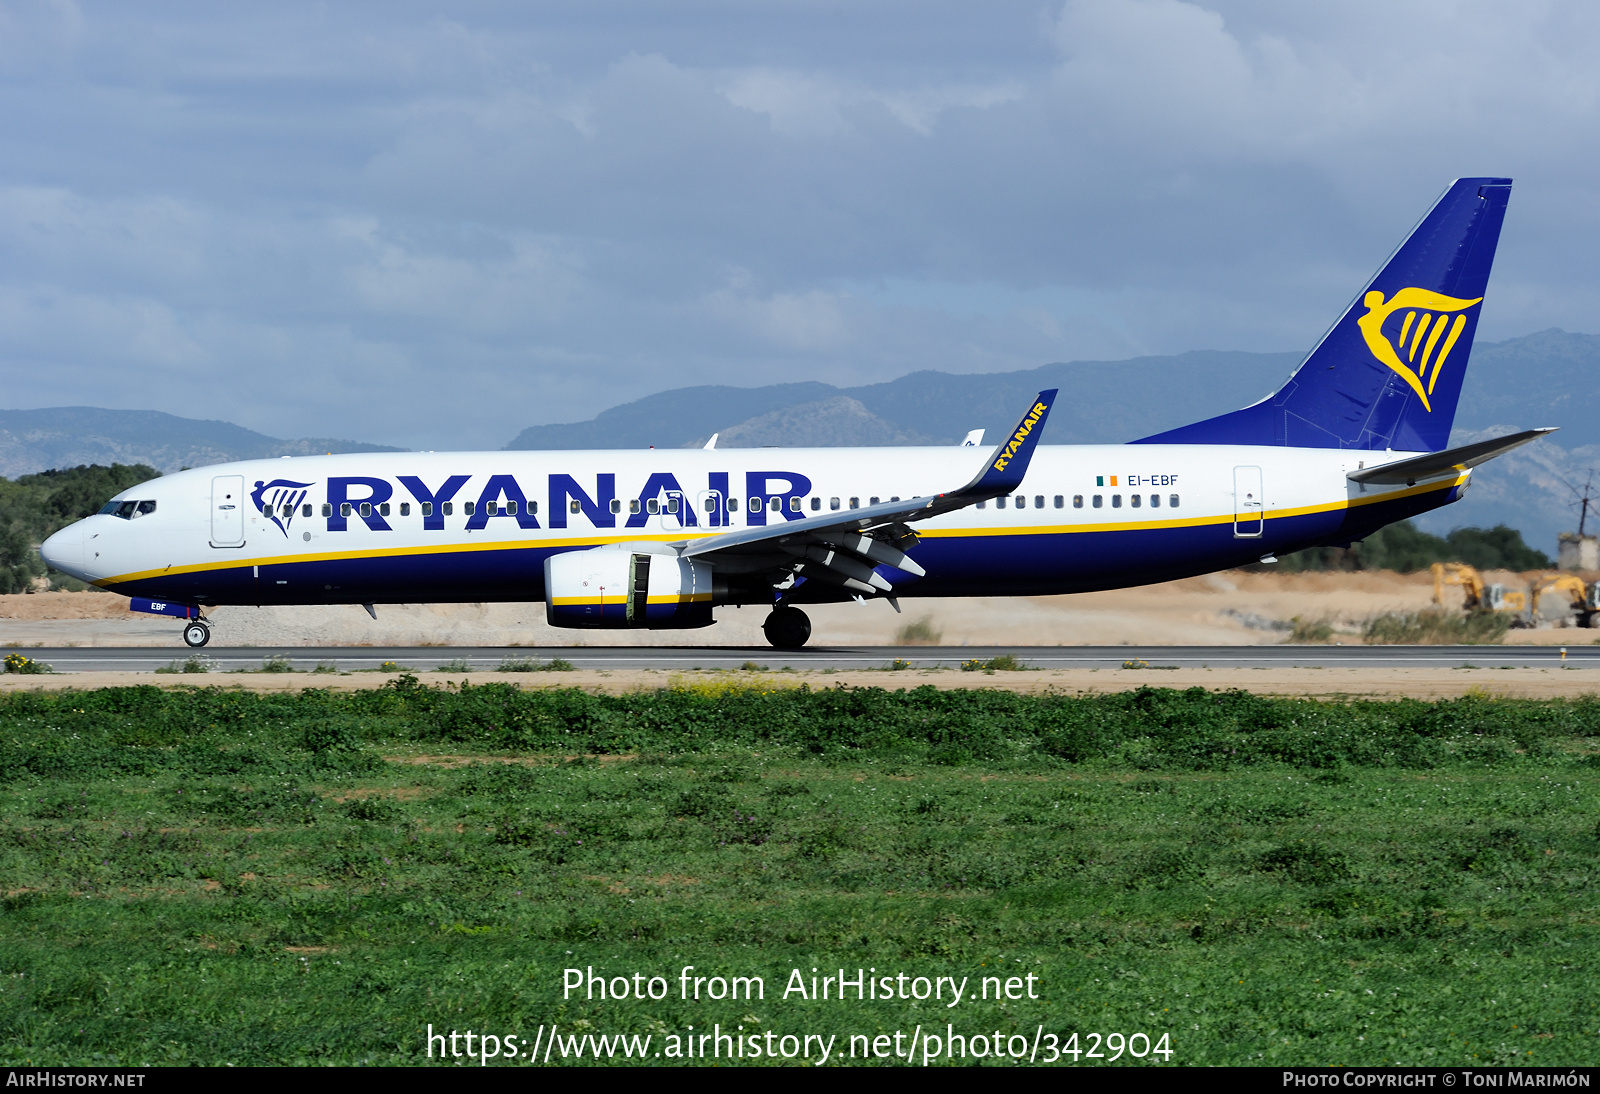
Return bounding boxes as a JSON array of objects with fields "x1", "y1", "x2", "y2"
[{"x1": 1, "y1": 678, "x2": 1598, "y2": 1067}]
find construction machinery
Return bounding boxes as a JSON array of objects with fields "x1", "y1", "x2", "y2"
[
  {"x1": 1431, "y1": 562, "x2": 1527, "y2": 616},
  {"x1": 1431, "y1": 563, "x2": 1600, "y2": 627},
  {"x1": 1528, "y1": 572, "x2": 1599, "y2": 628}
]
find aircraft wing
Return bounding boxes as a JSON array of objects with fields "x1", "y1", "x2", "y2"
[
  {"x1": 1347, "y1": 427, "x2": 1556, "y2": 486},
  {"x1": 679, "y1": 390, "x2": 1056, "y2": 596}
]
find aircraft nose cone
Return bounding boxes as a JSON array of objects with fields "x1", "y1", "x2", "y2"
[{"x1": 40, "y1": 524, "x2": 84, "y2": 577}]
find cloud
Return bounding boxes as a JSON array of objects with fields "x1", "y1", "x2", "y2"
[{"x1": 0, "y1": 1, "x2": 1597, "y2": 449}]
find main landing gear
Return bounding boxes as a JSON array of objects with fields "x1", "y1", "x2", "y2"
[
  {"x1": 762, "y1": 606, "x2": 811, "y2": 650},
  {"x1": 182, "y1": 620, "x2": 211, "y2": 648}
]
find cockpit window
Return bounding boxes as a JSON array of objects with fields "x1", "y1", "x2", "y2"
[{"x1": 101, "y1": 500, "x2": 156, "y2": 520}]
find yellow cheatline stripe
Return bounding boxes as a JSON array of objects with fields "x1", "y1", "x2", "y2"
[
  {"x1": 548, "y1": 593, "x2": 711, "y2": 607},
  {"x1": 98, "y1": 477, "x2": 1461, "y2": 587}
]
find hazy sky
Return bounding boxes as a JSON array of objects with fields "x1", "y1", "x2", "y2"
[{"x1": 1, "y1": 0, "x2": 1596, "y2": 448}]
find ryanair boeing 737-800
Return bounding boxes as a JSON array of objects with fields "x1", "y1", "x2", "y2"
[{"x1": 40, "y1": 177, "x2": 1548, "y2": 649}]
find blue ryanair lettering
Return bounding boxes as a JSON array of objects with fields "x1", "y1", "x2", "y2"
[
  {"x1": 398, "y1": 475, "x2": 471, "y2": 531},
  {"x1": 467, "y1": 475, "x2": 542, "y2": 530},
  {"x1": 743, "y1": 471, "x2": 812, "y2": 526},
  {"x1": 625, "y1": 472, "x2": 695, "y2": 528},
  {"x1": 326, "y1": 477, "x2": 394, "y2": 532},
  {"x1": 550, "y1": 473, "x2": 617, "y2": 529}
]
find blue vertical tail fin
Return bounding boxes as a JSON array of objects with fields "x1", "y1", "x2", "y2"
[{"x1": 1134, "y1": 177, "x2": 1512, "y2": 452}]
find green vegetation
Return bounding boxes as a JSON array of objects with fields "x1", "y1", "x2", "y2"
[
  {"x1": 2, "y1": 652, "x2": 50, "y2": 674},
  {"x1": 894, "y1": 616, "x2": 944, "y2": 645},
  {"x1": 155, "y1": 655, "x2": 214, "y2": 675},
  {"x1": 1272, "y1": 521, "x2": 1552, "y2": 575},
  {"x1": 1287, "y1": 616, "x2": 1335, "y2": 643},
  {"x1": 0, "y1": 463, "x2": 159, "y2": 593},
  {"x1": 1363, "y1": 609, "x2": 1514, "y2": 645},
  {"x1": 3, "y1": 682, "x2": 1597, "y2": 1066},
  {"x1": 961, "y1": 654, "x2": 1026, "y2": 672}
]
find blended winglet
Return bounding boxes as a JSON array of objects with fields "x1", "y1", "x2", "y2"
[{"x1": 959, "y1": 389, "x2": 1057, "y2": 497}]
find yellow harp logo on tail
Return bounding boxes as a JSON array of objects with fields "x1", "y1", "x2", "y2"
[{"x1": 1356, "y1": 288, "x2": 1481, "y2": 412}]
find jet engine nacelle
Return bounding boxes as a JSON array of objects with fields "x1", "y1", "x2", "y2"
[{"x1": 544, "y1": 545, "x2": 717, "y2": 629}]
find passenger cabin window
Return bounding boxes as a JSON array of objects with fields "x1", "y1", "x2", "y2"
[
  {"x1": 976, "y1": 500, "x2": 986, "y2": 509},
  {"x1": 1055, "y1": 495, "x2": 1065, "y2": 508},
  {"x1": 1072, "y1": 495, "x2": 1083, "y2": 508},
  {"x1": 870, "y1": 496, "x2": 880, "y2": 506},
  {"x1": 1170, "y1": 494, "x2": 1180, "y2": 508},
  {"x1": 1035, "y1": 495, "x2": 1044, "y2": 508},
  {"x1": 1131, "y1": 495, "x2": 1141, "y2": 508},
  {"x1": 322, "y1": 503, "x2": 333, "y2": 517},
  {"x1": 1150, "y1": 495, "x2": 1159, "y2": 508},
  {"x1": 767, "y1": 497, "x2": 778, "y2": 513},
  {"x1": 507, "y1": 500, "x2": 518, "y2": 515},
  {"x1": 669, "y1": 498, "x2": 681, "y2": 514},
  {"x1": 629, "y1": 499, "x2": 641, "y2": 514},
  {"x1": 830, "y1": 497, "x2": 840, "y2": 510},
  {"x1": 302, "y1": 503, "x2": 313, "y2": 518},
  {"x1": 463, "y1": 501, "x2": 475, "y2": 516},
  {"x1": 359, "y1": 502, "x2": 371, "y2": 517},
  {"x1": 728, "y1": 497, "x2": 739, "y2": 512},
  {"x1": 610, "y1": 499, "x2": 622, "y2": 514},
  {"x1": 341, "y1": 503, "x2": 352, "y2": 517},
  {"x1": 569, "y1": 500, "x2": 580, "y2": 514},
  {"x1": 400, "y1": 502, "x2": 410, "y2": 516},
  {"x1": 487, "y1": 502, "x2": 499, "y2": 516},
  {"x1": 1112, "y1": 495, "x2": 1122, "y2": 508},
  {"x1": 442, "y1": 502, "x2": 453, "y2": 516},
  {"x1": 421, "y1": 502, "x2": 433, "y2": 517},
  {"x1": 810, "y1": 497, "x2": 821, "y2": 511},
  {"x1": 890, "y1": 496, "x2": 900, "y2": 502},
  {"x1": 996, "y1": 496, "x2": 1006, "y2": 509},
  {"x1": 1092, "y1": 495, "x2": 1102, "y2": 508},
  {"x1": 849, "y1": 497, "x2": 860, "y2": 509},
  {"x1": 379, "y1": 502, "x2": 391, "y2": 516},
  {"x1": 790, "y1": 497, "x2": 802, "y2": 512}
]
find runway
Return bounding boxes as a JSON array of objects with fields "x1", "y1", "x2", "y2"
[{"x1": 12, "y1": 643, "x2": 1598, "y2": 674}]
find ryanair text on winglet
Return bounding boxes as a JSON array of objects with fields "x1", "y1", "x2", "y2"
[{"x1": 992, "y1": 401, "x2": 1050, "y2": 473}]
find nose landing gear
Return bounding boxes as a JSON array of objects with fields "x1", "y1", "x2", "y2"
[
  {"x1": 762, "y1": 605, "x2": 811, "y2": 649},
  {"x1": 182, "y1": 620, "x2": 211, "y2": 648}
]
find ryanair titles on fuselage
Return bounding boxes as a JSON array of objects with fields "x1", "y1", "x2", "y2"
[{"x1": 256, "y1": 468, "x2": 824, "y2": 536}]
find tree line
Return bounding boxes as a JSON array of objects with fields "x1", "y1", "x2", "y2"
[
  {"x1": 1267, "y1": 520, "x2": 1552, "y2": 574},
  {"x1": 0, "y1": 464, "x2": 158, "y2": 594}
]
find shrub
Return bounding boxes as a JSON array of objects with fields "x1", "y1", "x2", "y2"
[
  {"x1": 894, "y1": 617, "x2": 943, "y2": 645},
  {"x1": 1363, "y1": 609, "x2": 1510, "y2": 645}
]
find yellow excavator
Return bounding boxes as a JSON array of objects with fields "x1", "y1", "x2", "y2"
[
  {"x1": 1528, "y1": 572, "x2": 1598, "y2": 628},
  {"x1": 1430, "y1": 562, "x2": 1527, "y2": 616}
]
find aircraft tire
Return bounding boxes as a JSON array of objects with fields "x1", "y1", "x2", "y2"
[
  {"x1": 762, "y1": 606, "x2": 811, "y2": 650},
  {"x1": 183, "y1": 621, "x2": 211, "y2": 648}
]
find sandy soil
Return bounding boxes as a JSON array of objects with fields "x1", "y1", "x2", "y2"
[
  {"x1": 0, "y1": 666, "x2": 1594, "y2": 700},
  {"x1": 1, "y1": 570, "x2": 1590, "y2": 648}
]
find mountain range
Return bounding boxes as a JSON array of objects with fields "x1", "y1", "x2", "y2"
[
  {"x1": 0, "y1": 408, "x2": 402, "y2": 480},
  {"x1": 4, "y1": 329, "x2": 1597, "y2": 555}
]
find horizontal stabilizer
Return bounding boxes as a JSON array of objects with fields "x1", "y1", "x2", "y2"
[{"x1": 1347, "y1": 428, "x2": 1556, "y2": 485}]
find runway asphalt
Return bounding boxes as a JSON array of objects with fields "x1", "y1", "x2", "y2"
[{"x1": 12, "y1": 643, "x2": 1599, "y2": 673}]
